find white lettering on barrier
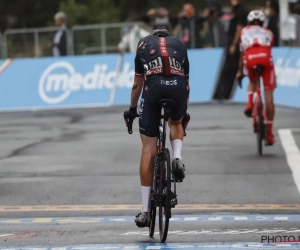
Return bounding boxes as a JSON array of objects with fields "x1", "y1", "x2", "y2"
[
  {"x1": 39, "y1": 61, "x2": 134, "y2": 105},
  {"x1": 275, "y1": 58, "x2": 300, "y2": 88}
]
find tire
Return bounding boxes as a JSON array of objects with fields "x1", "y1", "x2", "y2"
[
  {"x1": 257, "y1": 102, "x2": 264, "y2": 156},
  {"x1": 159, "y1": 148, "x2": 171, "y2": 242},
  {"x1": 148, "y1": 198, "x2": 156, "y2": 237},
  {"x1": 149, "y1": 156, "x2": 158, "y2": 238}
]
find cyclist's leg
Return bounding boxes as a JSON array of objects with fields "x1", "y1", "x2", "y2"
[
  {"x1": 168, "y1": 77, "x2": 188, "y2": 181},
  {"x1": 262, "y1": 65, "x2": 276, "y2": 145},
  {"x1": 182, "y1": 113, "x2": 190, "y2": 132},
  {"x1": 244, "y1": 66, "x2": 258, "y2": 117},
  {"x1": 139, "y1": 134, "x2": 157, "y2": 205},
  {"x1": 169, "y1": 118, "x2": 184, "y2": 158},
  {"x1": 182, "y1": 83, "x2": 190, "y2": 131},
  {"x1": 135, "y1": 79, "x2": 160, "y2": 227}
]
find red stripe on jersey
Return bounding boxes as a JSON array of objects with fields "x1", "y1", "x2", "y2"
[{"x1": 159, "y1": 37, "x2": 170, "y2": 76}]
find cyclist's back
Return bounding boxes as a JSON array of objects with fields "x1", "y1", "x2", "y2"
[
  {"x1": 135, "y1": 30, "x2": 189, "y2": 140},
  {"x1": 240, "y1": 25, "x2": 274, "y2": 68},
  {"x1": 135, "y1": 34, "x2": 189, "y2": 78}
]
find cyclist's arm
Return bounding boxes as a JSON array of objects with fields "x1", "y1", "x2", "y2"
[
  {"x1": 183, "y1": 51, "x2": 190, "y2": 103},
  {"x1": 130, "y1": 75, "x2": 144, "y2": 108},
  {"x1": 238, "y1": 51, "x2": 244, "y2": 73},
  {"x1": 238, "y1": 35, "x2": 244, "y2": 74},
  {"x1": 130, "y1": 52, "x2": 145, "y2": 108},
  {"x1": 183, "y1": 51, "x2": 190, "y2": 81}
]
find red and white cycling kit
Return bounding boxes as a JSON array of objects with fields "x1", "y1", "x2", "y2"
[{"x1": 240, "y1": 25, "x2": 276, "y2": 91}]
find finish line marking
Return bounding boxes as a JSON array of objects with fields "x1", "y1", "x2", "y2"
[
  {"x1": 1, "y1": 214, "x2": 300, "y2": 225},
  {"x1": 1, "y1": 243, "x2": 300, "y2": 250},
  {"x1": 0, "y1": 204, "x2": 300, "y2": 212},
  {"x1": 120, "y1": 228, "x2": 300, "y2": 236}
]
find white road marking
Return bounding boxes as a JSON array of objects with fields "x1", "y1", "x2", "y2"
[
  {"x1": 109, "y1": 218, "x2": 128, "y2": 222},
  {"x1": 0, "y1": 234, "x2": 15, "y2": 237},
  {"x1": 278, "y1": 129, "x2": 300, "y2": 194},
  {"x1": 183, "y1": 217, "x2": 199, "y2": 221},
  {"x1": 274, "y1": 217, "x2": 289, "y2": 221},
  {"x1": 234, "y1": 217, "x2": 248, "y2": 221},
  {"x1": 120, "y1": 228, "x2": 300, "y2": 236},
  {"x1": 2, "y1": 244, "x2": 300, "y2": 250},
  {"x1": 208, "y1": 216, "x2": 223, "y2": 221}
]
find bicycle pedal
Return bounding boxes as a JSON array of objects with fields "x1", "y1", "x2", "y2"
[{"x1": 173, "y1": 178, "x2": 183, "y2": 183}]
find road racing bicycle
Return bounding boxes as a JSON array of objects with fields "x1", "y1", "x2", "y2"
[{"x1": 127, "y1": 99, "x2": 187, "y2": 242}]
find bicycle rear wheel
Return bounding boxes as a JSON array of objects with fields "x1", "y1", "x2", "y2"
[
  {"x1": 148, "y1": 193, "x2": 156, "y2": 237},
  {"x1": 256, "y1": 102, "x2": 264, "y2": 156},
  {"x1": 149, "y1": 156, "x2": 158, "y2": 237},
  {"x1": 158, "y1": 148, "x2": 171, "y2": 242}
]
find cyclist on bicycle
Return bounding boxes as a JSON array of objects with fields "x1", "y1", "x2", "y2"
[
  {"x1": 123, "y1": 29, "x2": 190, "y2": 227},
  {"x1": 236, "y1": 10, "x2": 276, "y2": 145}
]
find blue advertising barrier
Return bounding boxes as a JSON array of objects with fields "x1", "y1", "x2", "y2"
[
  {"x1": 233, "y1": 47, "x2": 300, "y2": 108},
  {"x1": 0, "y1": 49, "x2": 223, "y2": 111}
]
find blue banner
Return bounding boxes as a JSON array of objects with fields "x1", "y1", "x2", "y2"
[
  {"x1": 232, "y1": 47, "x2": 300, "y2": 108},
  {"x1": 188, "y1": 48, "x2": 223, "y2": 102},
  {"x1": 0, "y1": 49, "x2": 223, "y2": 111}
]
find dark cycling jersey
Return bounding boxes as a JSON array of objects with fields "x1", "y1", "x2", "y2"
[{"x1": 135, "y1": 35, "x2": 189, "y2": 79}]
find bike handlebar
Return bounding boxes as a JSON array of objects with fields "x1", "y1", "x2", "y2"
[{"x1": 127, "y1": 113, "x2": 189, "y2": 136}]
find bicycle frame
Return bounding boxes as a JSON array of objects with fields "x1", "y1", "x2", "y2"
[
  {"x1": 153, "y1": 110, "x2": 170, "y2": 193},
  {"x1": 156, "y1": 115, "x2": 167, "y2": 154},
  {"x1": 252, "y1": 75, "x2": 267, "y2": 130}
]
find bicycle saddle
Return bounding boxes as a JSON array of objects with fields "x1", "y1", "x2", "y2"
[
  {"x1": 254, "y1": 65, "x2": 265, "y2": 75},
  {"x1": 159, "y1": 99, "x2": 176, "y2": 107}
]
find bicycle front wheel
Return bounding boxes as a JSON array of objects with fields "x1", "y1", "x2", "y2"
[{"x1": 158, "y1": 148, "x2": 171, "y2": 242}]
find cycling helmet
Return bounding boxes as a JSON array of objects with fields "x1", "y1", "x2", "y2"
[
  {"x1": 247, "y1": 10, "x2": 265, "y2": 25},
  {"x1": 151, "y1": 29, "x2": 172, "y2": 37}
]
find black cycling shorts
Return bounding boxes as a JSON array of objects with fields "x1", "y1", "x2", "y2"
[{"x1": 139, "y1": 75, "x2": 189, "y2": 137}]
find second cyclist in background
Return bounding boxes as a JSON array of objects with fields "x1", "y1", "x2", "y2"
[{"x1": 236, "y1": 10, "x2": 276, "y2": 145}]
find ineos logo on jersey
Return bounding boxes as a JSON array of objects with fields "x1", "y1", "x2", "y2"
[{"x1": 161, "y1": 80, "x2": 177, "y2": 85}]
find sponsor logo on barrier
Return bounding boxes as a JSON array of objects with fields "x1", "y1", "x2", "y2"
[
  {"x1": 39, "y1": 61, "x2": 134, "y2": 104},
  {"x1": 275, "y1": 58, "x2": 300, "y2": 88}
]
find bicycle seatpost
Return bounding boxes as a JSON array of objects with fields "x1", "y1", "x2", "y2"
[{"x1": 163, "y1": 106, "x2": 171, "y2": 121}]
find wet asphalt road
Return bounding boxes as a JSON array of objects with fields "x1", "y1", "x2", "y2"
[{"x1": 0, "y1": 103, "x2": 300, "y2": 248}]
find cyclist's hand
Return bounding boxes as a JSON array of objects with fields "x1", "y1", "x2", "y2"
[
  {"x1": 123, "y1": 106, "x2": 138, "y2": 127},
  {"x1": 236, "y1": 71, "x2": 245, "y2": 88}
]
